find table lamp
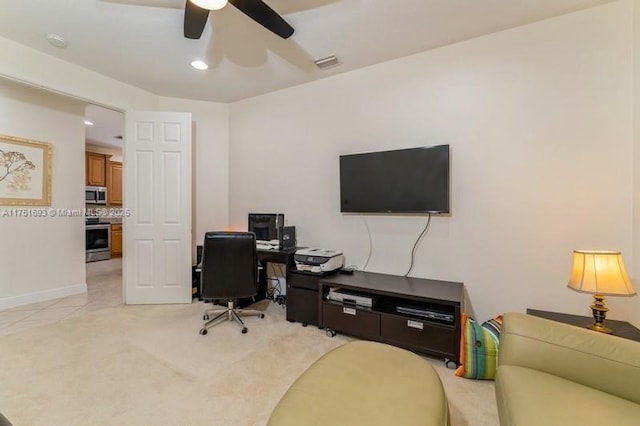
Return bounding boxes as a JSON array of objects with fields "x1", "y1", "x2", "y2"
[{"x1": 567, "y1": 250, "x2": 636, "y2": 334}]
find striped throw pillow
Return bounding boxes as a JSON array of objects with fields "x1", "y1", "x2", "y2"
[{"x1": 455, "y1": 312, "x2": 503, "y2": 380}]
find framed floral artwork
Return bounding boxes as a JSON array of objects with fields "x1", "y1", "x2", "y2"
[{"x1": 0, "y1": 134, "x2": 52, "y2": 206}]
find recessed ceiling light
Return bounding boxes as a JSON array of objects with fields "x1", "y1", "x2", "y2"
[
  {"x1": 191, "y1": 60, "x2": 209, "y2": 71},
  {"x1": 84, "y1": 120, "x2": 94, "y2": 126},
  {"x1": 46, "y1": 33, "x2": 68, "y2": 48}
]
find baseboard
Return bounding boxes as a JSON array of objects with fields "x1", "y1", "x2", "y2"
[{"x1": 0, "y1": 283, "x2": 87, "y2": 311}]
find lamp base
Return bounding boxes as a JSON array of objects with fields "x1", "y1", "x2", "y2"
[
  {"x1": 587, "y1": 322, "x2": 612, "y2": 334},
  {"x1": 588, "y1": 294, "x2": 612, "y2": 334}
]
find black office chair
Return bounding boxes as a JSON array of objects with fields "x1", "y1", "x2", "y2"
[{"x1": 199, "y1": 231, "x2": 265, "y2": 335}]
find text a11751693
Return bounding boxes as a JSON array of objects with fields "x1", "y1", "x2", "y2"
[{"x1": 0, "y1": 207, "x2": 132, "y2": 218}]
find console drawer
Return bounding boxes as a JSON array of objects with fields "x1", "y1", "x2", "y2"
[
  {"x1": 322, "y1": 302, "x2": 380, "y2": 338},
  {"x1": 380, "y1": 314, "x2": 456, "y2": 356},
  {"x1": 288, "y1": 271, "x2": 320, "y2": 291},
  {"x1": 286, "y1": 286, "x2": 319, "y2": 326}
]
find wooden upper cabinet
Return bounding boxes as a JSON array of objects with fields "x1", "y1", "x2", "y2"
[
  {"x1": 107, "y1": 161, "x2": 123, "y2": 205},
  {"x1": 86, "y1": 152, "x2": 107, "y2": 186},
  {"x1": 86, "y1": 151, "x2": 123, "y2": 205}
]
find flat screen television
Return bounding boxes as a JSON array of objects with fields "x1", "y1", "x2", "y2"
[{"x1": 339, "y1": 145, "x2": 450, "y2": 214}]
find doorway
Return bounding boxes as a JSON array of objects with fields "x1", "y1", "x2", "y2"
[{"x1": 84, "y1": 104, "x2": 125, "y2": 307}]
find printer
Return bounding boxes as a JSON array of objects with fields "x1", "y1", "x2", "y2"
[{"x1": 294, "y1": 248, "x2": 345, "y2": 273}]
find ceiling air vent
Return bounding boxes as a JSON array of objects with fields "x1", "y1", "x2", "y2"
[{"x1": 314, "y1": 55, "x2": 339, "y2": 70}]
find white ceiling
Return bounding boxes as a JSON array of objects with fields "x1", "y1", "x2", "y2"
[
  {"x1": 85, "y1": 104, "x2": 125, "y2": 149},
  {"x1": 0, "y1": 0, "x2": 613, "y2": 104}
]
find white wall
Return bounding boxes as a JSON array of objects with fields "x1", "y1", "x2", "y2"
[
  {"x1": 0, "y1": 41, "x2": 231, "y2": 305},
  {"x1": 229, "y1": 1, "x2": 636, "y2": 323},
  {"x1": 0, "y1": 38, "x2": 155, "y2": 310},
  {"x1": 0, "y1": 2, "x2": 637, "y2": 323},
  {"x1": 633, "y1": 0, "x2": 640, "y2": 327},
  {"x1": 158, "y1": 96, "x2": 230, "y2": 262},
  {"x1": 0, "y1": 80, "x2": 87, "y2": 308}
]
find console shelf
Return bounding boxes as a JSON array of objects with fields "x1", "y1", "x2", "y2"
[{"x1": 319, "y1": 271, "x2": 463, "y2": 365}]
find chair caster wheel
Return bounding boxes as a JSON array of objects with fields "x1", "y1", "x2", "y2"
[
  {"x1": 259, "y1": 313, "x2": 265, "y2": 319},
  {"x1": 203, "y1": 314, "x2": 210, "y2": 320},
  {"x1": 199, "y1": 328, "x2": 207, "y2": 335},
  {"x1": 302, "y1": 323, "x2": 308, "y2": 327},
  {"x1": 326, "y1": 329, "x2": 336, "y2": 337},
  {"x1": 445, "y1": 359, "x2": 457, "y2": 369},
  {"x1": 242, "y1": 327, "x2": 248, "y2": 334}
]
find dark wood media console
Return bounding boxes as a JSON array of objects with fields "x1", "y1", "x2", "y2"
[{"x1": 318, "y1": 271, "x2": 463, "y2": 366}]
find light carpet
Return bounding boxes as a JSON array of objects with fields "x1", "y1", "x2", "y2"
[{"x1": 0, "y1": 300, "x2": 498, "y2": 425}]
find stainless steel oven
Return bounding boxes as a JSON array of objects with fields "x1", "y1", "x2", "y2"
[{"x1": 86, "y1": 219, "x2": 111, "y2": 262}]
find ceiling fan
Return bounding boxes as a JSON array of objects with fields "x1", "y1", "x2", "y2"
[{"x1": 185, "y1": 0, "x2": 294, "y2": 40}]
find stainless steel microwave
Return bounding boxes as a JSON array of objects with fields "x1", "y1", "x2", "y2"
[{"x1": 86, "y1": 186, "x2": 107, "y2": 205}]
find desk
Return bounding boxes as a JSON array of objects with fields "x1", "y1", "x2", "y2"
[
  {"x1": 252, "y1": 247, "x2": 298, "y2": 305},
  {"x1": 257, "y1": 246, "x2": 297, "y2": 267},
  {"x1": 527, "y1": 309, "x2": 640, "y2": 343},
  {"x1": 195, "y1": 244, "x2": 298, "y2": 306}
]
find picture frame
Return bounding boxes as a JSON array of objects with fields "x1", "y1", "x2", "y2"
[{"x1": 0, "y1": 134, "x2": 52, "y2": 206}]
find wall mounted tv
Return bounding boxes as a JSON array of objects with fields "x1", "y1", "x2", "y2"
[{"x1": 339, "y1": 144, "x2": 450, "y2": 214}]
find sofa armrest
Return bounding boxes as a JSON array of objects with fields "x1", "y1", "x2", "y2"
[{"x1": 498, "y1": 312, "x2": 640, "y2": 404}]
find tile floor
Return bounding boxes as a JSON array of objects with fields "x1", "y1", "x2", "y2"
[{"x1": 0, "y1": 258, "x2": 122, "y2": 336}]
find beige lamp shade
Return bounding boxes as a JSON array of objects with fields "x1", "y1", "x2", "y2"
[
  {"x1": 190, "y1": 0, "x2": 228, "y2": 10},
  {"x1": 568, "y1": 250, "x2": 636, "y2": 296}
]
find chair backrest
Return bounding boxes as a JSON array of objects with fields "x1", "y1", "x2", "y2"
[{"x1": 200, "y1": 231, "x2": 258, "y2": 300}]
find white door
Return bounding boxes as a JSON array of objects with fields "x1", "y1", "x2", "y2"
[{"x1": 123, "y1": 111, "x2": 192, "y2": 304}]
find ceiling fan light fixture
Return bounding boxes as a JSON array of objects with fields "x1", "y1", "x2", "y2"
[
  {"x1": 190, "y1": 0, "x2": 228, "y2": 10},
  {"x1": 191, "y1": 60, "x2": 209, "y2": 71}
]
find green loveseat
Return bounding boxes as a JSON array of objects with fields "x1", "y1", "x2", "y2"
[{"x1": 496, "y1": 312, "x2": 640, "y2": 426}]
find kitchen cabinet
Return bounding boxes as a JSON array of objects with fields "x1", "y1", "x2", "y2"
[
  {"x1": 111, "y1": 223, "x2": 122, "y2": 257},
  {"x1": 107, "y1": 161, "x2": 123, "y2": 205},
  {"x1": 86, "y1": 152, "x2": 107, "y2": 186}
]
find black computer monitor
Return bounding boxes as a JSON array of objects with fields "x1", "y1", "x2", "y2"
[{"x1": 248, "y1": 213, "x2": 284, "y2": 241}]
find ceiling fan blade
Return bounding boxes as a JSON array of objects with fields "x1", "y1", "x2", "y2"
[
  {"x1": 184, "y1": 1, "x2": 210, "y2": 39},
  {"x1": 229, "y1": 0, "x2": 294, "y2": 39}
]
